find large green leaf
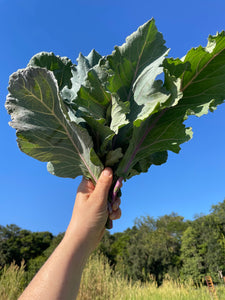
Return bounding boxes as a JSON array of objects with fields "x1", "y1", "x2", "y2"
[
  {"x1": 105, "y1": 19, "x2": 174, "y2": 162},
  {"x1": 110, "y1": 94, "x2": 130, "y2": 134},
  {"x1": 116, "y1": 107, "x2": 192, "y2": 178},
  {"x1": 75, "y1": 64, "x2": 111, "y2": 120},
  {"x1": 61, "y1": 49, "x2": 102, "y2": 103},
  {"x1": 126, "y1": 151, "x2": 168, "y2": 179},
  {"x1": 116, "y1": 32, "x2": 225, "y2": 179},
  {"x1": 61, "y1": 50, "x2": 111, "y2": 120},
  {"x1": 107, "y1": 19, "x2": 167, "y2": 98},
  {"x1": 28, "y1": 50, "x2": 111, "y2": 120},
  {"x1": 78, "y1": 113, "x2": 115, "y2": 157},
  {"x1": 5, "y1": 67, "x2": 103, "y2": 182},
  {"x1": 28, "y1": 52, "x2": 74, "y2": 90},
  {"x1": 180, "y1": 31, "x2": 225, "y2": 116},
  {"x1": 106, "y1": 18, "x2": 171, "y2": 122}
]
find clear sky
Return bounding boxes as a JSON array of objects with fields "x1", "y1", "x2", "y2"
[{"x1": 0, "y1": 0, "x2": 225, "y2": 235}]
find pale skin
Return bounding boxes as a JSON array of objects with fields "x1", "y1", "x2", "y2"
[{"x1": 19, "y1": 168, "x2": 121, "y2": 300}]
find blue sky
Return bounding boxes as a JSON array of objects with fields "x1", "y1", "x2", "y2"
[{"x1": 0, "y1": 0, "x2": 225, "y2": 235}]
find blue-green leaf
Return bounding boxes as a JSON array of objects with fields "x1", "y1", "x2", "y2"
[{"x1": 5, "y1": 67, "x2": 103, "y2": 183}]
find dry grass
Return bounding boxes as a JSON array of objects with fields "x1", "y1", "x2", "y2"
[
  {"x1": 77, "y1": 253, "x2": 225, "y2": 300},
  {"x1": 0, "y1": 261, "x2": 26, "y2": 300},
  {"x1": 1, "y1": 255, "x2": 225, "y2": 300}
]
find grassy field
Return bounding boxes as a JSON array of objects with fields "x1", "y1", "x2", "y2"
[
  {"x1": 77, "y1": 254, "x2": 225, "y2": 300},
  {"x1": 1, "y1": 254, "x2": 224, "y2": 300}
]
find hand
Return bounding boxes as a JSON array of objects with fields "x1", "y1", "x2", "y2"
[
  {"x1": 65, "y1": 168, "x2": 121, "y2": 254},
  {"x1": 18, "y1": 168, "x2": 121, "y2": 300}
]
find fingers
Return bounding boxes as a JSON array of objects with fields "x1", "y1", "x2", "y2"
[
  {"x1": 112, "y1": 197, "x2": 121, "y2": 211},
  {"x1": 92, "y1": 168, "x2": 113, "y2": 202},
  {"x1": 109, "y1": 207, "x2": 121, "y2": 220},
  {"x1": 77, "y1": 168, "x2": 121, "y2": 223},
  {"x1": 109, "y1": 197, "x2": 121, "y2": 220}
]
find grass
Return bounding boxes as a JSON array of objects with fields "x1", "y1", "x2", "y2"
[
  {"x1": 1, "y1": 254, "x2": 225, "y2": 299},
  {"x1": 0, "y1": 261, "x2": 26, "y2": 300},
  {"x1": 77, "y1": 253, "x2": 225, "y2": 300}
]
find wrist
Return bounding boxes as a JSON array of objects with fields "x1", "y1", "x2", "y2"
[{"x1": 63, "y1": 222, "x2": 94, "y2": 259}]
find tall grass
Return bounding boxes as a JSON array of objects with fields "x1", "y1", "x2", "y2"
[
  {"x1": 1, "y1": 254, "x2": 225, "y2": 300},
  {"x1": 77, "y1": 253, "x2": 225, "y2": 300},
  {"x1": 0, "y1": 261, "x2": 26, "y2": 300}
]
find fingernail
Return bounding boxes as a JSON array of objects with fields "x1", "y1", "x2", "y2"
[{"x1": 102, "y1": 168, "x2": 112, "y2": 177}]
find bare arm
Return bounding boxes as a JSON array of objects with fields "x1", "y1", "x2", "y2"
[{"x1": 19, "y1": 168, "x2": 121, "y2": 300}]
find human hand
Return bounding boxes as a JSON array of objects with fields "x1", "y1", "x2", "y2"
[
  {"x1": 65, "y1": 168, "x2": 121, "y2": 254},
  {"x1": 18, "y1": 168, "x2": 121, "y2": 300}
]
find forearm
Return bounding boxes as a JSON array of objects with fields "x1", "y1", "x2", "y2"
[{"x1": 19, "y1": 232, "x2": 89, "y2": 300}]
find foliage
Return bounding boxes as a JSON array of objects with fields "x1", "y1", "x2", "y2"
[
  {"x1": 0, "y1": 224, "x2": 53, "y2": 268},
  {"x1": 101, "y1": 214, "x2": 188, "y2": 285},
  {"x1": 97, "y1": 202, "x2": 225, "y2": 285},
  {"x1": 180, "y1": 226, "x2": 205, "y2": 283},
  {"x1": 181, "y1": 201, "x2": 225, "y2": 283},
  {"x1": 5, "y1": 19, "x2": 225, "y2": 226}
]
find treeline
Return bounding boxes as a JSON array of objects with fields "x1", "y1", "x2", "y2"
[
  {"x1": 99, "y1": 200, "x2": 225, "y2": 285},
  {"x1": 1, "y1": 200, "x2": 225, "y2": 286}
]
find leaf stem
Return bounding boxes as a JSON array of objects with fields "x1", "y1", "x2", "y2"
[
  {"x1": 106, "y1": 177, "x2": 123, "y2": 230},
  {"x1": 112, "y1": 177, "x2": 123, "y2": 202}
]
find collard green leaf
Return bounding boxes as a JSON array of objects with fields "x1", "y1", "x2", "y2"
[
  {"x1": 110, "y1": 94, "x2": 130, "y2": 134},
  {"x1": 61, "y1": 49, "x2": 102, "y2": 103},
  {"x1": 75, "y1": 64, "x2": 111, "y2": 119},
  {"x1": 116, "y1": 31, "x2": 225, "y2": 179},
  {"x1": 103, "y1": 19, "x2": 175, "y2": 166},
  {"x1": 132, "y1": 52, "x2": 172, "y2": 125},
  {"x1": 78, "y1": 113, "x2": 115, "y2": 157},
  {"x1": 28, "y1": 52, "x2": 74, "y2": 90},
  {"x1": 180, "y1": 31, "x2": 225, "y2": 116},
  {"x1": 105, "y1": 148, "x2": 123, "y2": 167},
  {"x1": 106, "y1": 18, "x2": 168, "y2": 99},
  {"x1": 105, "y1": 19, "x2": 172, "y2": 127},
  {"x1": 116, "y1": 107, "x2": 193, "y2": 178},
  {"x1": 61, "y1": 50, "x2": 111, "y2": 120},
  {"x1": 126, "y1": 151, "x2": 168, "y2": 179},
  {"x1": 5, "y1": 67, "x2": 103, "y2": 182}
]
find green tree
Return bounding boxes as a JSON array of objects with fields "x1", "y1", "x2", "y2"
[
  {"x1": 99, "y1": 214, "x2": 188, "y2": 285},
  {"x1": 0, "y1": 224, "x2": 53, "y2": 268},
  {"x1": 0, "y1": 224, "x2": 21, "y2": 267},
  {"x1": 181, "y1": 200, "x2": 225, "y2": 283},
  {"x1": 180, "y1": 226, "x2": 205, "y2": 283},
  {"x1": 130, "y1": 214, "x2": 187, "y2": 284}
]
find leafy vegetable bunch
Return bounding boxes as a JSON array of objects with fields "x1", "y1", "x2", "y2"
[{"x1": 5, "y1": 19, "x2": 225, "y2": 228}]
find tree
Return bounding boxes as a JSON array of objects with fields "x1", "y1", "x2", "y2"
[
  {"x1": 99, "y1": 214, "x2": 188, "y2": 285},
  {"x1": 180, "y1": 226, "x2": 205, "y2": 283},
  {"x1": 181, "y1": 201, "x2": 225, "y2": 284},
  {"x1": 0, "y1": 224, "x2": 53, "y2": 268},
  {"x1": 0, "y1": 224, "x2": 21, "y2": 267},
  {"x1": 130, "y1": 214, "x2": 187, "y2": 284}
]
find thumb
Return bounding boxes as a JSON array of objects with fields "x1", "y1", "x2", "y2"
[{"x1": 92, "y1": 168, "x2": 113, "y2": 203}]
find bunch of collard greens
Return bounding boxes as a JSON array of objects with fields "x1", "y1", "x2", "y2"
[{"x1": 5, "y1": 19, "x2": 225, "y2": 223}]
